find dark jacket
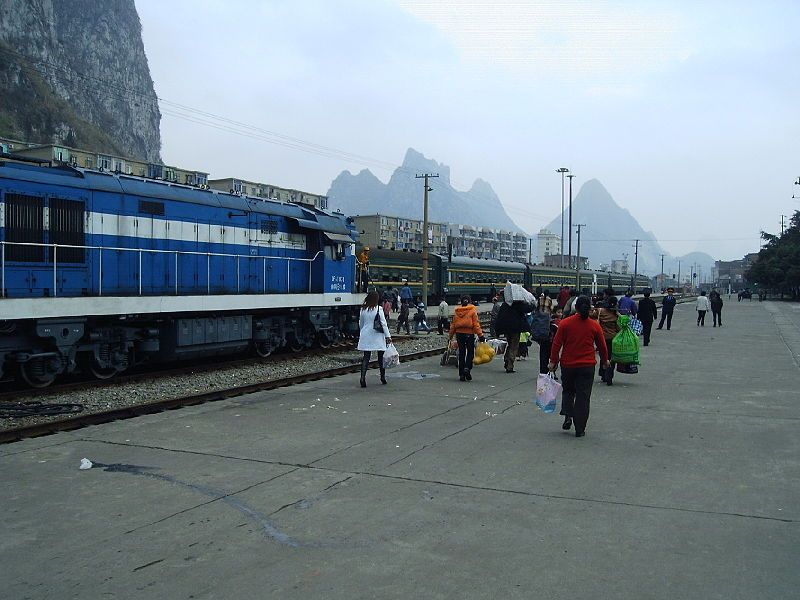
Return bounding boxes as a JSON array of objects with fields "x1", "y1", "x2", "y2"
[
  {"x1": 710, "y1": 294, "x2": 723, "y2": 310},
  {"x1": 638, "y1": 297, "x2": 658, "y2": 322},
  {"x1": 662, "y1": 295, "x2": 677, "y2": 313},
  {"x1": 495, "y1": 301, "x2": 532, "y2": 335}
]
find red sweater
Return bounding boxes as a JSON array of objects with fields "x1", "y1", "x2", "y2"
[{"x1": 549, "y1": 314, "x2": 609, "y2": 368}]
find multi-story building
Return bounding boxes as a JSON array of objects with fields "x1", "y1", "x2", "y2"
[
  {"x1": 352, "y1": 215, "x2": 448, "y2": 254},
  {"x1": 537, "y1": 229, "x2": 561, "y2": 263},
  {"x1": 611, "y1": 259, "x2": 629, "y2": 274},
  {"x1": 543, "y1": 254, "x2": 589, "y2": 269},
  {"x1": 447, "y1": 224, "x2": 529, "y2": 263},
  {"x1": 715, "y1": 253, "x2": 759, "y2": 292},
  {"x1": 207, "y1": 178, "x2": 328, "y2": 211},
  {"x1": 8, "y1": 141, "x2": 209, "y2": 187}
]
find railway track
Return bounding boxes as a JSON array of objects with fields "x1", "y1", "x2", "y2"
[
  {"x1": 0, "y1": 335, "x2": 418, "y2": 404},
  {"x1": 0, "y1": 346, "x2": 446, "y2": 444}
]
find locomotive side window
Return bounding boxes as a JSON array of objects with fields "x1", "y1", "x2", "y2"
[
  {"x1": 139, "y1": 200, "x2": 165, "y2": 216},
  {"x1": 49, "y1": 198, "x2": 85, "y2": 263},
  {"x1": 261, "y1": 220, "x2": 278, "y2": 234},
  {"x1": 5, "y1": 193, "x2": 45, "y2": 262}
]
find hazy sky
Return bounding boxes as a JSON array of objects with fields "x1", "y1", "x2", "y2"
[{"x1": 136, "y1": 0, "x2": 799, "y2": 261}]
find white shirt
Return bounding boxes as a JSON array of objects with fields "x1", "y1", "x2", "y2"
[{"x1": 696, "y1": 296, "x2": 711, "y2": 311}]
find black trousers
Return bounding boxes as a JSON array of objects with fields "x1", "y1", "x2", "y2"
[
  {"x1": 559, "y1": 366, "x2": 595, "y2": 433},
  {"x1": 712, "y1": 309, "x2": 722, "y2": 326},
  {"x1": 456, "y1": 333, "x2": 475, "y2": 376},
  {"x1": 657, "y1": 310, "x2": 673, "y2": 330},
  {"x1": 641, "y1": 319, "x2": 654, "y2": 345},
  {"x1": 437, "y1": 318, "x2": 448, "y2": 335},
  {"x1": 538, "y1": 339, "x2": 552, "y2": 374},
  {"x1": 697, "y1": 310, "x2": 707, "y2": 326},
  {"x1": 598, "y1": 338, "x2": 615, "y2": 383},
  {"x1": 396, "y1": 316, "x2": 410, "y2": 334}
]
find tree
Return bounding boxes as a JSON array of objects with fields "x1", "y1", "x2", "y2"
[{"x1": 746, "y1": 211, "x2": 800, "y2": 299}]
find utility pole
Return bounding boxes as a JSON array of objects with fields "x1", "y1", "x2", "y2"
[
  {"x1": 781, "y1": 214, "x2": 787, "y2": 236},
  {"x1": 528, "y1": 238, "x2": 532, "y2": 264},
  {"x1": 416, "y1": 173, "x2": 438, "y2": 306},
  {"x1": 677, "y1": 260, "x2": 681, "y2": 291},
  {"x1": 575, "y1": 224, "x2": 586, "y2": 289},
  {"x1": 660, "y1": 254, "x2": 665, "y2": 290},
  {"x1": 567, "y1": 173, "x2": 576, "y2": 269},
  {"x1": 631, "y1": 239, "x2": 640, "y2": 294},
  {"x1": 556, "y1": 168, "x2": 569, "y2": 267}
]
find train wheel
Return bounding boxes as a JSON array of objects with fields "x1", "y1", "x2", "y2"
[
  {"x1": 289, "y1": 339, "x2": 305, "y2": 353},
  {"x1": 317, "y1": 331, "x2": 332, "y2": 349},
  {"x1": 19, "y1": 359, "x2": 57, "y2": 388},
  {"x1": 255, "y1": 342, "x2": 273, "y2": 358},
  {"x1": 89, "y1": 363, "x2": 119, "y2": 380},
  {"x1": 79, "y1": 353, "x2": 124, "y2": 380}
]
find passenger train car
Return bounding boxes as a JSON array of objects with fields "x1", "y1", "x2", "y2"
[
  {"x1": 365, "y1": 247, "x2": 650, "y2": 304},
  {"x1": 0, "y1": 160, "x2": 361, "y2": 386}
]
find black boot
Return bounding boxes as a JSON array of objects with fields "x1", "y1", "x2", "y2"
[
  {"x1": 360, "y1": 352, "x2": 369, "y2": 387},
  {"x1": 380, "y1": 366, "x2": 387, "y2": 385}
]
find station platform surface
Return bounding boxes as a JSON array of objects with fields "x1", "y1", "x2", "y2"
[{"x1": 2, "y1": 300, "x2": 798, "y2": 599}]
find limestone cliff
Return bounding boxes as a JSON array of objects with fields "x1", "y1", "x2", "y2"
[{"x1": 0, "y1": 0, "x2": 161, "y2": 162}]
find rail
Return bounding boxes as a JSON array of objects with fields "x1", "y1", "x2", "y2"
[{"x1": 0, "y1": 241, "x2": 323, "y2": 297}]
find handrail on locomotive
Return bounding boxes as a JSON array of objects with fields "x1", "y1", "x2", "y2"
[{"x1": 0, "y1": 240, "x2": 324, "y2": 298}]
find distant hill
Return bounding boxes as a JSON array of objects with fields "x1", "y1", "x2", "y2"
[
  {"x1": 327, "y1": 148, "x2": 523, "y2": 232},
  {"x1": 544, "y1": 179, "x2": 715, "y2": 276}
]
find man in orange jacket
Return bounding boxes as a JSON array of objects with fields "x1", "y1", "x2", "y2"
[{"x1": 448, "y1": 295, "x2": 485, "y2": 382}]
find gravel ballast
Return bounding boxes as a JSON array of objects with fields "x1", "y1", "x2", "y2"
[{"x1": 0, "y1": 333, "x2": 450, "y2": 432}]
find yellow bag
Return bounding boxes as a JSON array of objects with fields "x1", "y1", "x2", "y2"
[{"x1": 473, "y1": 342, "x2": 495, "y2": 366}]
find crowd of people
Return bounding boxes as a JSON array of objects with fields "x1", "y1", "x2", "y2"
[{"x1": 360, "y1": 281, "x2": 727, "y2": 437}]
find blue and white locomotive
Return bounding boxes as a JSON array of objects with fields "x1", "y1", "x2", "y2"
[{"x1": 0, "y1": 159, "x2": 361, "y2": 386}]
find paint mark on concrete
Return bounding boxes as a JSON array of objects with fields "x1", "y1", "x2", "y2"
[
  {"x1": 132, "y1": 558, "x2": 164, "y2": 572},
  {"x1": 90, "y1": 462, "x2": 299, "y2": 547}
]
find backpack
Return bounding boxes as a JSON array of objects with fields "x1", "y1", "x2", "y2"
[{"x1": 531, "y1": 312, "x2": 551, "y2": 342}]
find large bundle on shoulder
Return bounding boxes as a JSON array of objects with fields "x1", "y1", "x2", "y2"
[
  {"x1": 611, "y1": 314, "x2": 640, "y2": 364},
  {"x1": 496, "y1": 283, "x2": 536, "y2": 336},
  {"x1": 504, "y1": 281, "x2": 537, "y2": 305}
]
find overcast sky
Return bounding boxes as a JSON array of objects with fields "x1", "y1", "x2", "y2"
[{"x1": 136, "y1": 0, "x2": 799, "y2": 261}]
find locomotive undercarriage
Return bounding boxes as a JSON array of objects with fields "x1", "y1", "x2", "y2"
[{"x1": 0, "y1": 306, "x2": 358, "y2": 387}]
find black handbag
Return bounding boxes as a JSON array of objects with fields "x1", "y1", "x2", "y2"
[{"x1": 373, "y1": 311, "x2": 385, "y2": 332}]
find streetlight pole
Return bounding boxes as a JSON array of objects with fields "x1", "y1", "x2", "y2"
[
  {"x1": 556, "y1": 168, "x2": 569, "y2": 267},
  {"x1": 567, "y1": 173, "x2": 576, "y2": 269},
  {"x1": 575, "y1": 223, "x2": 586, "y2": 289},
  {"x1": 677, "y1": 260, "x2": 681, "y2": 291},
  {"x1": 416, "y1": 173, "x2": 439, "y2": 306}
]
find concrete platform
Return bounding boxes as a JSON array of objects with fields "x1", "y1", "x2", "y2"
[{"x1": 2, "y1": 301, "x2": 798, "y2": 599}]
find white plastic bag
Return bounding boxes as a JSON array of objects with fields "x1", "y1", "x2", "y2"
[
  {"x1": 535, "y1": 373, "x2": 561, "y2": 413},
  {"x1": 504, "y1": 281, "x2": 537, "y2": 305},
  {"x1": 383, "y1": 344, "x2": 400, "y2": 369}
]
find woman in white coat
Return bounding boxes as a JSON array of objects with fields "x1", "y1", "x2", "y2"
[
  {"x1": 358, "y1": 290, "x2": 392, "y2": 387},
  {"x1": 695, "y1": 291, "x2": 711, "y2": 326}
]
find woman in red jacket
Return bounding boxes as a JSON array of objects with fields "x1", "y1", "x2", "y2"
[{"x1": 548, "y1": 296, "x2": 610, "y2": 438}]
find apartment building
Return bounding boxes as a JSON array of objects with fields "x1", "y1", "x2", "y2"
[
  {"x1": 208, "y1": 178, "x2": 328, "y2": 211},
  {"x1": 536, "y1": 229, "x2": 561, "y2": 263},
  {"x1": 352, "y1": 214, "x2": 448, "y2": 254},
  {"x1": 8, "y1": 141, "x2": 209, "y2": 187}
]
